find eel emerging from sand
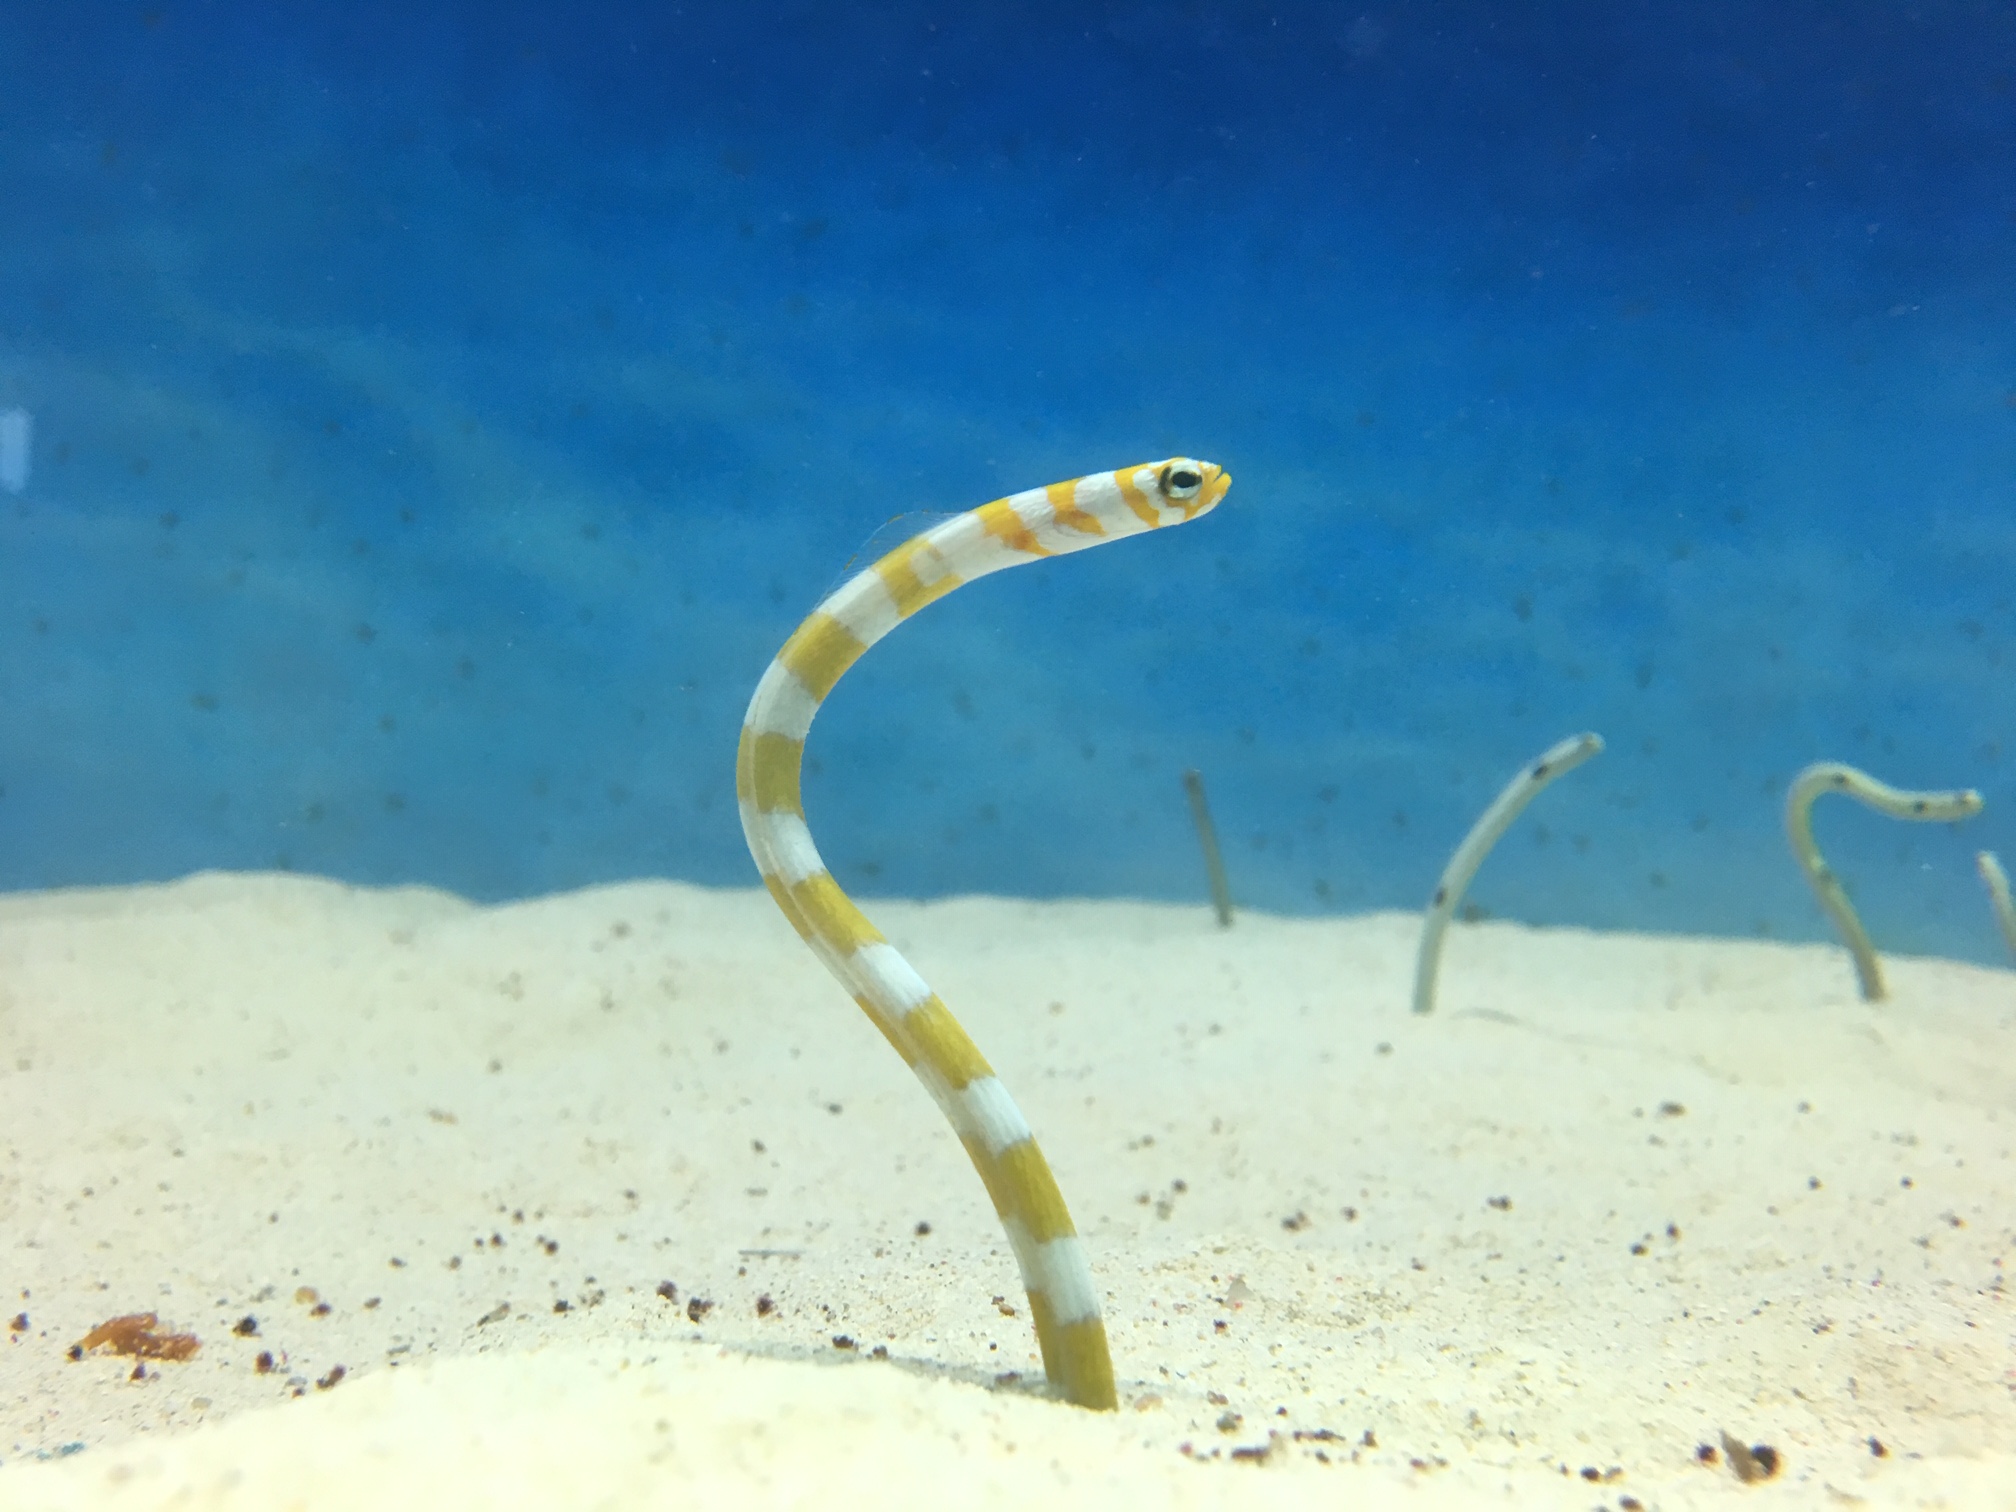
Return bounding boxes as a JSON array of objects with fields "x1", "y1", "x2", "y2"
[
  {"x1": 1977, "y1": 851, "x2": 2016, "y2": 962},
  {"x1": 1413, "y1": 731, "x2": 1604, "y2": 1016},
  {"x1": 1784, "y1": 761, "x2": 1983, "y2": 1001},
  {"x1": 736, "y1": 458, "x2": 1231, "y2": 1410}
]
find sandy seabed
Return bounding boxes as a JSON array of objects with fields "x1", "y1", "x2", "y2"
[{"x1": 0, "y1": 872, "x2": 2011, "y2": 1508}]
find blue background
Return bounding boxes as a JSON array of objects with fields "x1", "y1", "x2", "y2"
[{"x1": 2, "y1": 2, "x2": 2012, "y2": 960}]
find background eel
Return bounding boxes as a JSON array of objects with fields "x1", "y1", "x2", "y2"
[
  {"x1": 736, "y1": 458, "x2": 1231, "y2": 1410},
  {"x1": 1412, "y1": 731, "x2": 1605, "y2": 1016},
  {"x1": 1976, "y1": 851, "x2": 2016, "y2": 963},
  {"x1": 1180, "y1": 768, "x2": 1236, "y2": 928},
  {"x1": 1784, "y1": 762, "x2": 1984, "y2": 1002}
]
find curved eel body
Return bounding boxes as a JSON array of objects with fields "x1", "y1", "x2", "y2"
[
  {"x1": 1413, "y1": 731, "x2": 1604, "y2": 1015},
  {"x1": 736, "y1": 458, "x2": 1230, "y2": 1409},
  {"x1": 1978, "y1": 850, "x2": 2016, "y2": 962},
  {"x1": 1784, "y1": 761, "x2": 1983, "y2": 1001}
]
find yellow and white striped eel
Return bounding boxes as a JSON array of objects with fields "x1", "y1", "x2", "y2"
[{"x1": 736, "y1": 458, "x2": 1231, "y2": 1410}]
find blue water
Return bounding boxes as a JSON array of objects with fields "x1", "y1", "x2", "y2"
[{"x1": 2, "y1": 2, "x2": 2012, "y2": 961}]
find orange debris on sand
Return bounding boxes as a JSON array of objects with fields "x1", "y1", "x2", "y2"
[{"x1": 75, "y1": 1312, "x2": 201, "y2": 1362}]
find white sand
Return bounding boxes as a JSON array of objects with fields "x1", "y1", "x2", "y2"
[{"x1": 1, "y1": 873, "x2": 2012, "y2": 1508}]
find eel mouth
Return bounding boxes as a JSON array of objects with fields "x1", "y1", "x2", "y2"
[{"x1": 1203, "y1": 464, "x2": 1232, "y2": 507}]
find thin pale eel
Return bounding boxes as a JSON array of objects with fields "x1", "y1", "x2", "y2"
[
  {"x1": 1412, "y1": 731, "x2": 1604, "y2": 1015},
  {"x1": 1784, "y1": 761, "x2": 1983, "y2": 1001},
  {"x1": 1976, "y1": 850, "x2": 2016, "y2": 963},
  {"x1": 736, "y1": 457, "x2": 1230, "y2": 1409}
]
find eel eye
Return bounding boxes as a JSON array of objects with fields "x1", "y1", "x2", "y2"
[{"x1": 1159, "y1": 463, "x2": 1203, "y2": 500}]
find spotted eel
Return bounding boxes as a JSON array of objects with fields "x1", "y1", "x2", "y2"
[
  {"x1": 1412, "y1": 731, "x2": 1604, "y2": 1015},
  {"x1": 1785, "y1": 761, "x2": 1982, "y2": 1001}
]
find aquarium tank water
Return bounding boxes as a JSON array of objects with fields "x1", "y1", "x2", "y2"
[{"x1": 1, "y1": 2, "x2": 2011, "y2": 962}]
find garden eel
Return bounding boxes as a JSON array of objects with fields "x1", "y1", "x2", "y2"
[
  {"x1": 1181, "y1": 768, "x2": 1235, "y2": 927},
  {"x1": 1976, "y1": 851, "x2": 2016, "y2": 962},
  {"x1": 1412, "y1": 731, "x2": 1604, "y2": 1015},
  {"x1": 736, "y1": 458, "x2": 1231, "y2": 1410},
  {"x1": 1784, "y1": 762, "x2": 1983, "y2": 1001}
]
